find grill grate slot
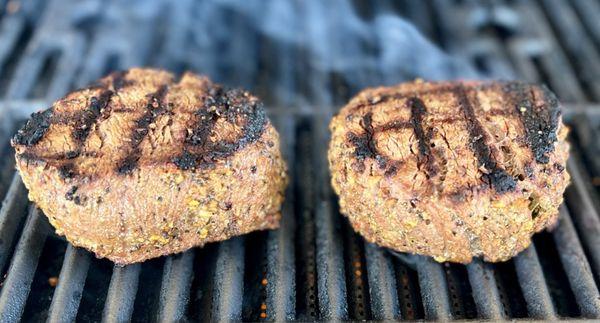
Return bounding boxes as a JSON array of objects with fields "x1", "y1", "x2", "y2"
[
  {"x1": 21, "y1": 235, "x2": 66, "y2": 322},
  {"x1": 533, "y1": 231, "x2": 581, "y2": 317},
  {"x1": 444, "y1": 263, "x2": 477, "y2": 319},
  {"x1": 131, "y1": 258, "x2": 166, "y2": 322},
  {"x1": 293, "y1": 119, "x2": 320, "y2": 320},
  {"x1": 241, "y1": 231, "x2": 269, "y2": 321},
  {"x1": 341, "y1": 219, "x2": 371, "y2": 320},
  {"x1": 392, "y1": 256, "x2": 424, "y2": 320}
]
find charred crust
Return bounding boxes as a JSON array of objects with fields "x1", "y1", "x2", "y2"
[
  {"x1": 348, "y1": 112, "x2": 380, "y2": 161},
  {"x1": 504, "y1": 82, "x2": 560, "y2": 164},
  {"x1": 72, "y1": 90, "x2": 114, "y2": 145},
  {"x1": 12, "y1": 108, "x2": 54, "y2": 146},
  {"x1": 116, "y1": 85, "x2": 169, "y2": 175},
  {"x1": 455, "y1": 86, "x2": 516, "y2": 193},
  {"x1": 173, "y1": 86, "x2": 268, "y2": 170},
  {"x1": 116, "y1": 154, "x2": 140, "y2": 175},
  {"x1": 58, "y1": 163, "x2": 76, "y2": 179},
  {"x1": 110, "y1": 70, "x2": 132, "y2": 91},
  {"x1": 408, "y1": 97, "x2": 437, "y2": 178},
  {"x1": 172, "y1": 150, "x2": 197, "y2": 170},
  {"x1": 65, "y1": 186, "x2": 78, "y2": 200}
]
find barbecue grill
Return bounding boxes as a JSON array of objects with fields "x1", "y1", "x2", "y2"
[{"x1": 0, "y1": 0, "x2": 599, "y2": 321}]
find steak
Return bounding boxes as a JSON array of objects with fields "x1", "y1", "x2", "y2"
[
  {"x1": 12, "y1": 68, "x2": 287, "y2": 264},
  {"x1": 328, "y1": 80, "x2": 570, "y2": 263}
]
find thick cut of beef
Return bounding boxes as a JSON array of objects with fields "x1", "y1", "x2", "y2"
[
  {"x1": 12, "y1": 68, "x2": 287, "y2": 264},
  {"x1": 328, "y1": 80, "x2": 569, "y2": 263}
]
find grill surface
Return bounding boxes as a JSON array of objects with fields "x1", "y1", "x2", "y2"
[{"x1": 0, "y1": 0, "x2": 599, "y2": 321}]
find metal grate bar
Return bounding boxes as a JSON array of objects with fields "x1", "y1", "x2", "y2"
[
  {"x1": 157, "y1": 250, "x2": 195, "y2": 322},
  {"x1": 265, "y1": 114, "x2": 297, "y2": 321},
  {"x1": 47, "y1": 245, "x2": 91, "y2": 323},
  {"x1": 211, "y1": 236, "x2": 245, "y2": 321},
  {"x1": 513, "y1": 245, "x2": 556, "y2": 319},
  {"x1": 553, "y1": 206, "x2": 600, "y2": 318},
  {"x1": 0, "y1": 174, "x2": 28, "y2": 271},
  {"x1": 313, "y1": 116, "x2": 348, "y2": 320},
  {"x1": 315, "y1": 199, "x2": 348, "y2": 320},
  {"x1": 364, "y1": 243, "x2": 400, "y2": 320},
  {"x1": 571, "y1": 0, "x2": 600, "y2": 47},
  {"x1": 538, "y1": 0, "x2": 600, "y2": 100},
  {"x1": 511, "y1": 0, "x2": 587, "y2": 102},
  {"x1": 101, "y1": 264, "x2": 141, "y2": 323},
  {"x1": 565, "y1": 154, "x2": 600, "y2": 281},
  {"x1": 0, "y1": 16, "x2": 26, "y2": 77},
  {"x1": 0, "y1": 207, "x2": 50, "y2": 322},
  {"x1": 466, "y1": 259, "x2": 505, "y2": 320},
  {"x1": 416, "y1": 257, "x2": 452, "y2": 320}
]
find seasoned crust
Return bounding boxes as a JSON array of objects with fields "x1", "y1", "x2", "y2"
[
  {"x1": 328, "y1": 80, "x2": 570, "y2": 263},
  {"x1": 12, "y1": 68, "x2": 287, "y2": 264}
]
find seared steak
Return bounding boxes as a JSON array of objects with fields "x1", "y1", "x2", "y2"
[
  {"x1": 12, "y1": 68, "x2": 287, "y2": 264},
  {"x1": 328, "y1": 80, "x2": 570, "y2": 263}
]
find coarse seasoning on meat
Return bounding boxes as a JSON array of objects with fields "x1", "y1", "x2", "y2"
[
  {"x1": 328, "y1": 80, "x2": 570, "y2": 263},
  {"x1": 12, "y1": 68, "x2": 287, "y2": 265}
]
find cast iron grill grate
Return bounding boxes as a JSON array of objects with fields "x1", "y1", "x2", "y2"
[{"x1": 0, "y1": 0, "x2": 598, "y2": 321}]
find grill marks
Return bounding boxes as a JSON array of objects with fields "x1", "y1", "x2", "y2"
[
  {"x1": 116, "y1": 85, "x2": 170, "y2": 174},
  {"x1": 172, "y1": 87, "x2": 268, "y2": 170},
  {"x1": 348, "y1": 112, "x2": 382, "y2": 172},
  {"x1": 13, "y1": 70, "x2": 272, "y2": 180},
  {"x1": 455, "y1": 86, "x2": 516, "y2": 193},
  {"x1": 72, "y1": 90, "x2": 114, "y2": 146},
  {"x1": 408, "y1": 97, "x2": 437, "y2": 178},
  {"x1": 347, "y1": 82, "x2": 562, "y2": 194},
  {"x1": 504, "y1": 83, "x2": 561, "y2": 164}
]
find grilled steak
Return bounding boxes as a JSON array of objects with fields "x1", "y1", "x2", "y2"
[
  {"x1": 328, "y1": 80, "x2": 570, "y2": 263},
  {"x1": 12, "y1": 68, "x2": 287, "y2": 264}
]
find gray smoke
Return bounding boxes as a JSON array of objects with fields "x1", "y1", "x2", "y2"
[{"x1": 20, "y1": 0, "x2": 480, "y2": 106}]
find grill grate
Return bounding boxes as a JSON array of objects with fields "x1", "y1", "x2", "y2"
[{"x1": 0, "y1": 0, "x2": 599, "y2": 321}]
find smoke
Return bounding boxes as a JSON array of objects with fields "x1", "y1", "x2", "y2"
[{"x1": 36, "y1": 0, "x2": 480, "y2": 105}]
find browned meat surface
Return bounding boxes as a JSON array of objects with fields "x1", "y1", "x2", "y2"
[
  {"x1": 12, "y1": 68, "x2": 287, "y2": 264},
  {"x1": 328, "y1": 80, "x2": 570, "y2": 263}
]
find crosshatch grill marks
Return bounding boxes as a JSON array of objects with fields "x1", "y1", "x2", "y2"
[
  {"x1": 116, "y1": 84, "x2": 170, "y2": 174},
  {"x1": 455, "y1": 86, "x2": 516, "y2": 193},
  {"x1": 172, "y1": 87, "x2": 268, "y2": 170},
  {"x1": 503, "y1": 83, "x2": 561, "y2": 164}
]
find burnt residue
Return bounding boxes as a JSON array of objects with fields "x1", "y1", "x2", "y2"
[
  {"x1": 117, "y1": 85, "x2": 170, "y2": 174},
  {"x1": 348, "y1": 112, "x2": 379, "y2": 162},
  {"x1": 110, "y1": 70, "x2": 132, "y2": 91},
  {"x1": 456, "y1": 86, "x2": 516, "y2": 193},
  {"x1": 65, "y1": 186, "x2": 78, "y2": 200},
  {"x1": 504, "y1": 82, "x2": 561, "y2": 164},
  {"x1": 408, "y1": 97, "x2": 437, "y2": 178},
  {"x1": 12, "y1": 108, "x2": 54, "y2": 146},
  {"x1": 58, "y1": 163, "x2": 76, "y2": 179},
  {"x1": 172, "y1": 86, "x2": 268, "y2": 170},
  {"x1": 72, "y1": 90, "x2": 114, "y2": 144}
]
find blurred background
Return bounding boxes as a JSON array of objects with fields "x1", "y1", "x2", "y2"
[
  {"x1": 0, "y1": 0, "x2": 600, "y2": 322},
  {"x1": 0, "y1": 0, "x2": 598, "y2": 110}
]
